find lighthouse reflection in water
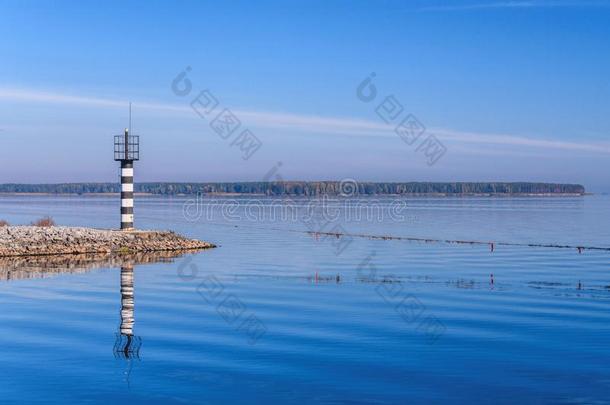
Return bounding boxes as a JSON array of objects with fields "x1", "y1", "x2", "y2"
[{"x1": 114, "y1": 264, "x2": 142, "y2": 359}]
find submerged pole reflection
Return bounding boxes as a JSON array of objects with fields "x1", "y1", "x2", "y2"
[{"x1": 114, "y1": 264, "x2": 142, "y2": 359}]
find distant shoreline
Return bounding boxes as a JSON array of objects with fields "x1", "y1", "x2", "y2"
[
  {"x1": 0, "y1": 193, "x2": 589, "y2": 198},
  {"x1": 0, "y1": 181, "x2": 586, "y2": 197}
]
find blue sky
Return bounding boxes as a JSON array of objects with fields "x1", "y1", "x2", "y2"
[{"x1": 1, "y1": 0, "x2": 609, "y2": 191}]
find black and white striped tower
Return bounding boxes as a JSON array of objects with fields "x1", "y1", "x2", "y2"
[
  {"x1": 120, "y1": 155, "x2": 134, "y2": 230},
  {"x1": 114, "y1": 127, "x2": 139, "y2": 230}
]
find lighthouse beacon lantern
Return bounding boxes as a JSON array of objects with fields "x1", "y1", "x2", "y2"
[{"x1": 114, "y1": 123, "x2": 139, "y2": 230}]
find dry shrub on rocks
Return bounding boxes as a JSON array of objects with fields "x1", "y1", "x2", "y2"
[
  {"x1": 32, "y1": 216, "x2": 56, "y2": 227},
  {"x1": 0, "y1": 220, "x2": 9, "y2": 227}
]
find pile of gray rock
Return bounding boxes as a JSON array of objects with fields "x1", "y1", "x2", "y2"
[{"x1": 0, "y1": 226, "x2": 215, "y2": 257}]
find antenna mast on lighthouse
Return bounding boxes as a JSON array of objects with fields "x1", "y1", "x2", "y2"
[{"x1": 114, "y1": 103, "x2": 140, "y2": 230}]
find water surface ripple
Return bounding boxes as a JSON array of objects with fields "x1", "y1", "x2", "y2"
[{"x1": 0, "y1": 195, "x2": 608, "y2": 403}]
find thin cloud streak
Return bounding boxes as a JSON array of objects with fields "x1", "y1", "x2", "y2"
[
  {"x1": 1, "y1": 87, "x2": 609, "y2": 155},
  {"x1": 0, "y1": 88, "x2": 186, "y2": 112},
  {"x1": 434, "y1": 129, "x2": 610, "y2": 153},
  {"x1": 419, "y1": 0, "x2": 610, "y2": 11}
]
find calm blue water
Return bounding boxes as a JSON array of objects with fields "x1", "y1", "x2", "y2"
[{"x1": 0, "y1": 195, "x2": 609, "y2": 404}]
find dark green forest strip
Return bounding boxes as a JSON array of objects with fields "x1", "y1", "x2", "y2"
[{"x1": 0, "y1": 182, "x2": 585, "y2": 196}]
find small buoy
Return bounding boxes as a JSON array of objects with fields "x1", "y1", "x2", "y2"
[
  {"x1": 577, "y1": 281, "x2": 582, "y2": 290},
  {"x1": 490, "y1": 273, "x2": 494, "y2": 285}
]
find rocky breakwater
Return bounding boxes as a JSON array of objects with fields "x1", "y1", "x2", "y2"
[{"x1": 0, "y1": 226, "x2": 216, "y2": 257}]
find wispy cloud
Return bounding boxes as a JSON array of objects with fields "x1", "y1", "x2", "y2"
[
  {"x1": 1, "y1": 87, "x2": 609, "y2": 155},
  {"x1": 419, "y1": 0, "x2": 610, "y2": 12},
  {"x1": 0, "y1": 88, "x2": 185, "y2": 112},
  {"x1": 229, "y1": 110, "x2": 610, "y2": 154},
  {"x1": 434, "y1": 128, "x2": 610, "y2": 153}
]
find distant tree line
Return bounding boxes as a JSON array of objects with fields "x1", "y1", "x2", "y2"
[{"x1": 0, "y1": 182, "x2": 586, "y2": 195}]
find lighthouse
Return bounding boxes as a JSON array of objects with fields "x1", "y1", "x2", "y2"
[{"x1": 114, "y1": 126, "x2": 139, "y2": 230}]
